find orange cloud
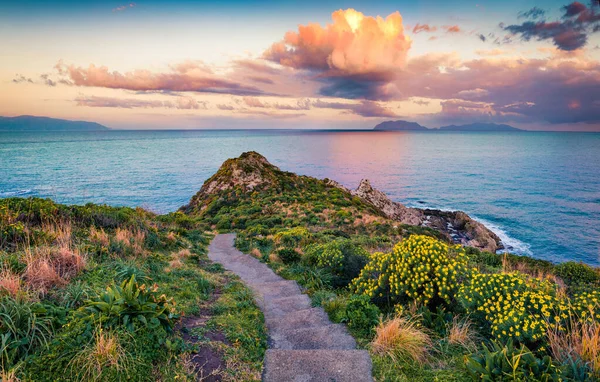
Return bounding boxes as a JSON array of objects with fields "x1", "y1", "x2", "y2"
[
  {"x1": 412, "y1": 23, "x2": 437, "y2": 33},
  {"x1": 443, "y1": 25, "x2": 461, "y2": 33},
  {"x1": 264, "y1": 8, "x2": 412, "y2": 76}
]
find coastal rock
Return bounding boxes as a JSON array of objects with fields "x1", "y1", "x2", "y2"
[
  {"x1": 351, "y1": 179, "x2": 424, "y2": 226},
  {"x1": 350, "y1": 179, "x2": 502, "y2": 252}
]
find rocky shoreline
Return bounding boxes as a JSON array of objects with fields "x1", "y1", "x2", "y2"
[{"x1": 328, "y1": 178, "x2": 503, "y2": 253}]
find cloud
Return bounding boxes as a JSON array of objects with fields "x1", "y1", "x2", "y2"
[
  {"x1": 443, "y1": 25, "x2": 461, "y2": 33},
  {"x1": 412, "y1": 99, "x2": 430, "y2": 106},
  {"x1": 478, "y1": 34, "x2": 487, "y2": 42},
  {"x1": 247, "y1": 76, "x2": 275, "y2": 84},
  {"x1": 113, "y1": 3, "x2": 136, "y2": 12},
  {"x1": 234, "y1": 59, "x2": 281, "y2": 75},
  {"x1": 40, "y1": 74, "x2": 56, "y2": 87},
  {"x1": 313, "y1": 99, "x2": 398, "y2": 117},
  {"x1": 264, "y1": 9, "x2": 412, "y2": 76},
  {"x1": 75, "y1": 95, "x2": 205, "y2": 110},
  {"x1": 518, "y1": 7, "x2": 546, "y2": 20},
  {"x1": 236, "y1": 110, "x2": 306, "y2": 119},
  {"x1": 395, "y1": 54, "x2": 600, "y2": 124},
  {"x1": 217, "y1": 104, "x2": 235, "y2": 110},
  {"x1": 55, "y1": 61, "x2": 271, "y2": 96},
  {"x1": 457, "y1": 88, "x2": 490, "y2": 99},
  {"x1": 242, "y1": 96, "x2": 311, "y2": 110},
  {"x1": 413, "y1": 23, "x2": 437, "y2": 33},
  {"x1": 503, "y1": 1, "x2": 600, "y2": 50},
  {"x1": 12, "y1": 74, "x2": 33, "y2": 84}
]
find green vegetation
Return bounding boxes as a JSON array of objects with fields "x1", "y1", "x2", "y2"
[
  {"x1": 3, "y1": 152, "x2": 600, "y2": 381},
  {"x1": 197, "y1": 154, "x2": 600, "y2": 381},
  {"x1": 0, "y1": 197, "x2": 267, "y2": 381}
]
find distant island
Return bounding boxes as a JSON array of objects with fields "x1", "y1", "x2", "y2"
[
  {"x1": 0, "y1": 115, "x2": 109, "y2": 131},
  {"x1": 374, "y1": 120, "x2": 523, "y2": 132}
]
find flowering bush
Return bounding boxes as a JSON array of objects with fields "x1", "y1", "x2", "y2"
[
  {"x1": 274, "y1": 227, "x2": 310, "y2": 247},
  {"x1": 458, "y1": 272, "x2": 568, "y2": 347},
  {"x1": 351, "y1": 235, "x2": 469, "y2": 307},
  {"x1": 571, "y1": 289, "x2": 600, "y2": 322}
]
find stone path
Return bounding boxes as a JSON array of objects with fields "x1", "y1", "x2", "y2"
[{"x1": 208, "y1": 234, "x2": 373, "y2": 382}]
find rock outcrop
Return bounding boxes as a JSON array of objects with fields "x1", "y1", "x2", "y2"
[
  {"x1": 351, "y1": 180, "x2": 423, "y2": 226},
  {"x1": 347, "y1": 179, "x2": 502, "y2": 252}
]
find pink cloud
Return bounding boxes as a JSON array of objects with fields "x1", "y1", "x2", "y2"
[{"x1": 55, "y1": 61, "x2": 270, "y2": 96}]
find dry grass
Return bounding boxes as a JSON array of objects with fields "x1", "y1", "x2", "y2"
[
  {"x1": 371, "y1": 316, "x2": 432, "y2": 364},
  {"x1": 268, "y1": 252, "x2": 281, "y2": 263},
  {"x1": 547, "y1": 315, "x2": 600, "y2": 376},
  {"x1": 68, "y1": 329, "x2": 131, "y2": 380},
  {"x1": 42, "y1": 220, "x2": 73, "y2": 248},
  {"x1": 447, "y1": 317, "x2": 477, "y2": 350},
  {"x1": 115, "y1": 228, "x2": 146, "y2": 255},
  {"x1": 166, "y1": 231, "x2": 177, "y2": 243},
  {"x1": 89, "y1": 226, "x2": 110, "y2": 247},
  {"x1": 0, "y1": 368, "x2": 20, "y2": 382},
  {"x1": 0, "y1": 267, "x2": 22, "y2": 297},
  {"x1": 250, "y1": 248, "x2": 262, "y2": 258},
  {"x1": 23, "y1": 245, "x2": 86, "y2": 294}
]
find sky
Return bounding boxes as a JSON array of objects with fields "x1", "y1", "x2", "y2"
[{"x1": 1, "y1": 0, "x2": 599, "y2": 130}]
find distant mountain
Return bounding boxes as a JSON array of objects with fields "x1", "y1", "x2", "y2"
[
  {"x1": 373, "y1": 120, "x2": 429, "y2": 131},
  {"x1": 0, "y1": 115, "x2": 109, "y2": 131},
  {"x1": 438, "y1": 123, "x2": 522, "y2": 132},
  {"x1": 373, "y1": 120, "x2": 522, "y2": 132}
]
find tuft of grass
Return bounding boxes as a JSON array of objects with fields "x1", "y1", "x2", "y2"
[
  {"x1": 548, "y1": 316, "x2": 600, "y2": 377},
  {"x1": 446, "y1": 317, "x2": 477, "y2": 351},
  {"x1": 89, "y1": 226, "x2": 109, "y2": 247},
  {"x1": 67, "y1": 328, "x2": 132, "y2": 381},
  {"x1": 0, "y1": 267, "x2": 22, "y2": 298},
  {"x1": 371, "y1": 316, "x2": 432, "y2": 364}
]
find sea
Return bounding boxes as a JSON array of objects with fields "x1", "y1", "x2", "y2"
[{"x1": 1, "y1": 129, "x2": 599, "y2": 266}]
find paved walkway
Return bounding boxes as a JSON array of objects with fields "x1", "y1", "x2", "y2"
[{"x1": 208, "y1": 234, "x2": 373, "y2": 382}]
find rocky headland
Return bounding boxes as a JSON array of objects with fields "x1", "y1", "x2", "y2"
[{"x1": 183, "y1": 151, "x2": 503, "y2": 253}]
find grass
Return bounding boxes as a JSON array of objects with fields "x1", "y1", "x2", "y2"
[
  {"x1": 371, "y1": 316, "x2": 433, "y2": 364},
  {"x1": 0, "y1": 198, "x2": 267, "y2": 381}
]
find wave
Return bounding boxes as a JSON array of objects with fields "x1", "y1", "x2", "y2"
[
  {"x1": 407, "y1": 201, "x2": 533, "y2": 257},
  {"x1": 0, "y1": 189, "x2": 32, "y2": 197},
  {"x1": 474, "y1": 217, "x2": 533, "y2": 256}
]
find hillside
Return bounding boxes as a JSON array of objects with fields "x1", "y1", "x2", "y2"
[
  {"x1": 183, "y1": 151, "x2": 502, "y2": 252},
  {"x1": 0, "y1": 115, "x2": 109, "y2": 131}
]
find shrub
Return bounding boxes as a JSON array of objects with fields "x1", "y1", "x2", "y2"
[
  {"x1": 465, "y1": 340, "x2": 560, "y2": 381},
  {"x1": 274, "y1": 227, "x2": 310, "y2": 247},
  {"x1": 343, "y1": 295, "x2": 380, "y2": 337},
  {"x1": 304, "y1": 240, "x2": 369, "y2": 286},
  {"x1": 371, "y1": 316, "x2": 432, "y2": 363},
  {"x1": 458, "y1": 272, "x2": 562, "y2": 347},
  {"x1": 352, "y1": 235, "x2": 469, "y2": 307},
  {"x1": 76, "y1": 275, "x2": 179, "y2": 332},
  {"x1": 555, "y1": 262, "x2": 600, "y2": 286},
  {"x1": 276, "y1": 248, "x2": 301, "y2": 264}
]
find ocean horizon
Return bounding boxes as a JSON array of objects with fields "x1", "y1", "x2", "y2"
[{"x1": 2, "y1": 129, "x2": 599, "y2": 266}]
